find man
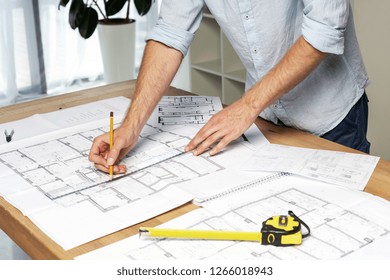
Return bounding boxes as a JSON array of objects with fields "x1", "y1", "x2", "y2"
[{"x1": 89, "y1": 0, "x2": 370, "y2": 174}]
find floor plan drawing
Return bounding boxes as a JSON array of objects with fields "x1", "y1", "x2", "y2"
[
  {"x1": 241, "y1": 143, "x2": 379, "y2": 191},
  {"x1": 77, "y1": 177, "x2": 390, "y2": 260},
  {"x1": 0, "y1": 122, "x2": 225, "y2": 211},
  {"x1": 0, "y1": 114, "x2": 265, "y2": 249},
  {"x1": 129, "y1": 191, "x2": 388, "y2": 260},
  {"x1": 156, "y1": 96, "x2": 222, "y2": 125}
]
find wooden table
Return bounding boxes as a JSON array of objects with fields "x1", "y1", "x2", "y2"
[{"x1": 1, "y1": 80, "x2": 389, "y2": 259}]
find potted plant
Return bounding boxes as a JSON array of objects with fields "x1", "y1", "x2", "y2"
[{"x1": 58, "y1": 0, "x2": 154, "y2": 83}]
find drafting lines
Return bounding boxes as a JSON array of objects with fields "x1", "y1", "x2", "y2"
[
  {"x1": 125, "y1": 188, "x2": 389, "y2": 260},
  {"x1": 0, "y1": 123, "x2": 224, "y2": 212},
  {"x1": 157, "y1": 96, "x2": 220, "y2": 125}
]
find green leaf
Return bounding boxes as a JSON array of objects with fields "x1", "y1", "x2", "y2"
[
  {"x1": 134, "y1": 0, "x2": 153, "y2": 16},
  {"x1": 69, "y1": 0, "x2": 85, "y2": 29},
  {"x1": 78, "y1": 7, "x2": 98, "y2": 39},
  {"x1": 105, "y1": 0, "x2": 128, "y2": 17}
]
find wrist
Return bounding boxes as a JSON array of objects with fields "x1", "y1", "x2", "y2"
[
  {"x1": 120, "y1": 116, "x2": 142, "y2": 138},
  {"x1": 241, "y1": 88, "x2": 267, "y2": 117}
]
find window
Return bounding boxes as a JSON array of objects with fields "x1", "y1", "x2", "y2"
[
  {"x1": 0, "y1": 0, "x2": 159, "y2": 107},
  {"x1": 0, "y1": 0, "x2": 104, "y2": 106}
]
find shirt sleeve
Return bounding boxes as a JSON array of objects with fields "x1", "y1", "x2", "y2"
[
  {"x1": 145, "y1": 0, "x2": 205, "y2": 56},
  {"x1": 302, "y1": 0, "x2": 350, "y2": 55}
]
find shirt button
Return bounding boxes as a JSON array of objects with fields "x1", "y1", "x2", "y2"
[
  {"x1": 273, "y1": 104, "x2": 278, "y2": 108},
  {"x1": 253, "y1": 49, "x2": 258, "y2": 53},
  {"x1": 245, "y1": 15, "x2": 249, "y2": 20}
]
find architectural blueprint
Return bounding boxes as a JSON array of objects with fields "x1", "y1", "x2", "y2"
[
  {"x1": 0, "y1": 96, "x2": 268, "y2": 249},
  {"x1": 241, "y1": 143, "x2": 379, "y2": 191},
  {"x1": 78, "y1": 176, "x2": 390, "y2": 260},
  {"x1": 0, "y1": 121, "x2": 218, "y2": 249},
  {"x1": 155, "y1": 96, "x2": 222, "y2": 125},
  {"x1": 0, "y1": 122, "x2": 201, "y2": 201}
]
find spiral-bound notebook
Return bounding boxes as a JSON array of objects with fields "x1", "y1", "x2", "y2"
[
  {"x1": 193, "y1": 172, "x2": 290, "y2": 206},
  {"x1": 78, "y1": 174, "x2": 390, "y2": 260}
]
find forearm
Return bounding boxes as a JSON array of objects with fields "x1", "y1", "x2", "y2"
[
  {"x1": 121, "y1": 40, "x2": 183, "y2": 134},
  {"x1": 243, "y1": 36, "x2": 327, "y2": 114}
]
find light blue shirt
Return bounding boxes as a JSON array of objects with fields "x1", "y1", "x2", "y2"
[{"x1": 146, "y1": 0, "x2": 369, "y2": 135}]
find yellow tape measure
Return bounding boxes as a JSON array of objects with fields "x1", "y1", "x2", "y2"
[
  {"x1": 139, "y1": 211, "x2": 310, "y2": 247},
  {"x1": 260, "y1": 210, "x2": 310, "y2": 246}
]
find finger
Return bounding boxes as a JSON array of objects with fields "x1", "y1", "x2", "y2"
[
  {"x1": 113, "y1": 164, "x2": 127, "y2": 174},
  {"x1": 95, "y1": 163, "x2": 127, "y2": 174},
  {"x1": 185, "y1": 123, "x2": 219, "y2": 152},
  {"x1": 209, "y1": 135, "x2": 235, "y2": 156},
  {"x1": 192, "y1": 129, "x2": 226, "y2": 156},
  {"x1": 107, "y1": 135, "x2": 127, "y2": 166},
  {"x1": 88, "y1": 137, "x2": 110, "y2": 167},
  {"x1": 90, "y1": 152, "x2": 109, "y2": 168},
  {"x1": 95, "y1": 163, "x2": 109, "y2": 173}
]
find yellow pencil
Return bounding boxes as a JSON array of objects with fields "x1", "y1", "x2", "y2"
[{"x1": 109, "y1": 111, "x2": 114, "y2": 180}]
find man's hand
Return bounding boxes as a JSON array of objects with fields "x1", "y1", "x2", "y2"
[
  {"x1": 88, "y1": 41, "x2": 183, "y2": 173},
  {"x1": 185, "y1": 37, "x2": 327, "y2": 157},
  {"x1": 185, "y1": 97, "x2": 259, "y2": 156},
  {"x1": 88, "y1": 126, "x2": 137, "y2": 174}
]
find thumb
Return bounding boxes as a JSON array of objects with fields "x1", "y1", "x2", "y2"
[
  {"x1": 107, "y1": 136, "x2": 126, "y2": 165},
  {"x1": 107, "y1": 150, "x2": 118, "y2": 166}
]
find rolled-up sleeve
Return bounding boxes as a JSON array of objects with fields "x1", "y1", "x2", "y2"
[
  {"x1": 146, "y1": 0, "x2": 205, "y2": 56},
  {"x1": 302, "y1": 0, "x2": 350, "y2": 54}
]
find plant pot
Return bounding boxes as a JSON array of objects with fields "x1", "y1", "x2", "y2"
[{"x1": 97, "y1": 19, "x2": 136, "y2": 84}]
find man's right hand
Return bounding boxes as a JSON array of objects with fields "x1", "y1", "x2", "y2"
[
  {"x1": 88, "y1": 40, "x2": 183, "y2": 174},
  {"x1": 88, "y1": 125, "x2": 138, "y2": 174}
]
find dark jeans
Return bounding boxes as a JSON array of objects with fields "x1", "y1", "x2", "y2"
[{"x1": 321, "y1": 93, "x2": 371, "y2": 153}]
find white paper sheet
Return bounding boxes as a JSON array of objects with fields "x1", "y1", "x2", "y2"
[
  {"x1": 0, "y1": 97, "x2": 131, "y2": 147},
  {"x1": 153, "y1": 96, "x2": 223, "y2": 125},
  {"x1": 77, "y1": 176, "x2": 390, "y2": 260},
  {"x1": 0, "y1": 117, "x2": 198, "y2": 249},
  {"x1": 0, "y1": 114, "x2": 58, "y2": 145},
  {"x1": 39, "y1": 96, "x2": 130, "y2": 128},
  {"x1": 177, "y1": 140, "x2": 275, "y2": 203},
  {"x1": 241, "y1": 143, "x2": 379, "y2": 191},
  {"x1": 242, "y1": 123, "x2": 269, "y2": 147},
  {"x1": 0, "y1": 96, "x2": 269, "y2": 249}
]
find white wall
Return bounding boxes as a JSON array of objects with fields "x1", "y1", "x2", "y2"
[{"x1": 353, "y1": 1, "x2": 390, "y2": 160}]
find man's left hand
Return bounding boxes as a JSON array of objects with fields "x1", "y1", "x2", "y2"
[{"x1": 185, "y1": 97, "x2": 259, "y2": 156}]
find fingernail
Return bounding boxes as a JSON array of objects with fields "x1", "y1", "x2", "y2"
[
  {"x1": 185, "y1": 146, "x2": 189, "y2": 152},
  {"x1": 107, "y1": 158, "x2": 115, "y2": 166}
]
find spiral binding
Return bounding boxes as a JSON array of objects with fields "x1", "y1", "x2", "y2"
[{"x1": 194, "y1": 172, "x2": 290, "y2": 205}]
